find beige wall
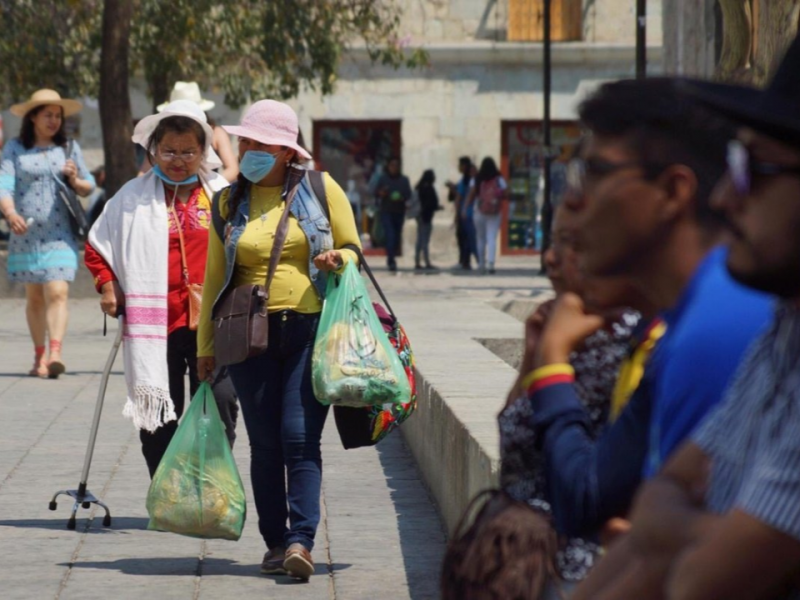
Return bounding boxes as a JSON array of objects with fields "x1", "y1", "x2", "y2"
[{"x1": 397, "y1": 0, "x2": 663, "y2": 45}]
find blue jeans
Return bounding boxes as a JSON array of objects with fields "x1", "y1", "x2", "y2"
[
  {"x1": 228, "y1": 311, "x2": 328, "y2": 552},
  {"x1": 381, "y1": 210, "x2": 405, "y2": 266}
]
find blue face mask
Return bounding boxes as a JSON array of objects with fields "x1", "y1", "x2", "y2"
[
  {"x1": 152, "y1": 164, "x2": 199, "y2": 186},
  {"x1": 239, "y1": 150, "x2": 278, "y2": 183}
]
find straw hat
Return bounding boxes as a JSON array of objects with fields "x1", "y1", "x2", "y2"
[
  {"x1": 223, "y1": 100, "x2": 311, "y2": 160},
  {"x1": 157, "y1": 81, "x2": 215, "y2": 113},
  {"x1": 10, "y1": 89, "x2": 82, "y2": 118},
  {"x1": 132, "y1": 100, "x2": 222, "y2": 171}
]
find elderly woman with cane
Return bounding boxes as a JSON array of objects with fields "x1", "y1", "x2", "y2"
[{"x1": 85, "y1": 100, "x2": 238, "y2": 478}]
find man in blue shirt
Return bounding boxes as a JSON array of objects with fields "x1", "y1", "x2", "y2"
[{"x1": 519, "y1": 78, "x2": 773, "y2": 540}]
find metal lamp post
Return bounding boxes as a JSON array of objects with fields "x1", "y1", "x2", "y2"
[
  {"x1": 539, "y1": 0, "x2": 553, "y2": 271},
  {"x1": 636, "y1": 0, "x2": 647, "y2": 78}
]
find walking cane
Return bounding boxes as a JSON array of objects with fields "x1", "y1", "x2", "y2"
[{"x1": 48, "y1": 312, "x2": 124, "y2": 530}]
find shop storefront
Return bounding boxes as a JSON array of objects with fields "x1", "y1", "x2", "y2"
[{"x1": 500, "y1": 120, "x2": 582, "y2": 254}]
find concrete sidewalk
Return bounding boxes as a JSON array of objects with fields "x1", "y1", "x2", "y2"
[{"x1": 0, "y1": 299, "x2": 445, "y2": 600}]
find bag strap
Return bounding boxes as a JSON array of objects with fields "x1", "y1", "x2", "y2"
[
  {"x1": 308, "y1": 170, "x2": 330, "y2": 222},
  {"x1": 341, "y1": 243, "x2": 396, "y2": 320},
  {"x1": 48, "y1": 139, "x2": 75, "y2": 191},
  {"x1": 167, "y1": 195, "x2": 191, "y2": 286},
  {"x1": 265, "y1": 166, "x2": 305, "y2": 291}
]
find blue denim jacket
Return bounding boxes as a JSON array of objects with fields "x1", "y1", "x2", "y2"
[{"x1": 211, "y1": 176, "x2": 333, "y2": 309}]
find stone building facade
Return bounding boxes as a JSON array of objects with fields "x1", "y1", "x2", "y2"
[{"x1": 1, "y1": 0, "x2": 664, "y2": 254}]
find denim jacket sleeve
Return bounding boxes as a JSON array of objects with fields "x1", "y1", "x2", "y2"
[{"x1": 529, "y1": 370, "x2": 653, "y2": 538}]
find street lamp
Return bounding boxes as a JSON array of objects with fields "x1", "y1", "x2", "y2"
[
  {"x1": 636, "y1": 0, "x2": 647, "y2": 78},
  {"x1": 539, "y1": 0, "x2": 553, "y2": 272}
]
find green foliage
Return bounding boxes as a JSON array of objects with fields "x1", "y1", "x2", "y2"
[
  {"x1": 0, "y1": 0, "x2": 102, "y2": 103},
  {"x1": 0, "y1": 0, "x2": 427, "y2": 108}
]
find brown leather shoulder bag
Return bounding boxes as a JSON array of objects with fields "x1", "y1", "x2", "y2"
[{"x1": 212, "y1": 169, "x2": 303, "y2": 366}]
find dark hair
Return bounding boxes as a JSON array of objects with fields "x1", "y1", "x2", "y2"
[
  {"x1": 19, "y1": 105, "x2": 67, "y2": 149},
  {"x1": 146, "y1": 116, "x2": 206, "y2": 156},
  {"x1": 474, "y1": 157, "x2": 501, "y2": 190},
  {"x1": 441, "y1": 490, "x2": 559, "y2": 600},
  {"x1": 226, "y1": 173, "x2": 251, "y2": 220},
  {"x1": 459, "y1": 156, "x2": 472, "y2": 187},
  {"x1": 579, "y1": 77, "x2": 732, "y2": 229},
  {"x1": 415, "y1": 169, "x2": 435, "y2": 189}
]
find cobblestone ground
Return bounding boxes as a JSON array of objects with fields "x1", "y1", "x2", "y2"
[{"x1": 0, "y1": 299, "x2": 445, "y2": 600}]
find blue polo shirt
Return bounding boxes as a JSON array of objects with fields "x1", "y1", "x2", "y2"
[
  {"x1": 644, "y1": 246, "x2": 773, "y2": 477},
  {"x1": 528, "y1": 246, "x2": 773, "y2": 539}
]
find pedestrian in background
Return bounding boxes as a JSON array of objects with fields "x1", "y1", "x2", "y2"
[
  {"x1": 446, "y1": 156, "x2": 478, "y2": 271},
  {"x1": 0, "y1": 89, "x2": 95, "y2": 378},
  {"x1": 376, "y1": 156, "x2": 411, "y2": 272},
  {"x1": 197, "y1": 99, "x2": 361, "y2": 581},
  {"x1": 464, "y1": 157, "x2": 507, "y2": 274},
  {"x1": 414, "y1": 169, "x2": 440, "y2": 271},
  {"x1": 86, "y1": 100, "x2": 236, "y2": 477}
]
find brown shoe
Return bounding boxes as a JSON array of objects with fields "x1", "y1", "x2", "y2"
[
  {"x1": 260, "y1": 547, "x2": 287, "y2": 575},
  {"x1": 283, "y1": 543, "x2": 314, "y2": 580}
]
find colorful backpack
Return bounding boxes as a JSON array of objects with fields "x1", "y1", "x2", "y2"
[{"x1": 477, "y1": 177, "x2": 504, "y2": 215}]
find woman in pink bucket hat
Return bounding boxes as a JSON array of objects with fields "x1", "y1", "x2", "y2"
[{"x1": 197, "y1": 99, "x2": 361, "y2": 580}]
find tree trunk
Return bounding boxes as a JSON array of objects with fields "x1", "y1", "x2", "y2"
[
  {"x1": 99, "y1": 0, "x2": 136, "y2": 198},
  {"x1": 751, "y1": 0, "x2": 800, "y2": 85},
  {"x1": 149, "y1": 70, "x2": 171, "y2": 115},
  {"x1": 716, "y1": 0, "x2": 752, "y2": 81}
]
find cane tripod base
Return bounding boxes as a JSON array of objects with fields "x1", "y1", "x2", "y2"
[{"x1": 49, "y1": 488, "x2": 112, "y2": 530}]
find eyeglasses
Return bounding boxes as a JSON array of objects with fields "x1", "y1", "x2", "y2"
[
  {"x1": 566, "y1": 157, "x2": 653, "y2": 194},
  {"x1": 727, "y1": 140, "x2": 800, "y2": 196},
  {"x1": 157, "y1": 150, "x2": 200, "y2": 162}
]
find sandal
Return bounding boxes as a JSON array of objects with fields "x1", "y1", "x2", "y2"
[
  {"x1": 29, "y1": 346, "x2": 48, "y2": 378},
  {"x1": 47, "y1": 340, "x2": 65, "y2": 379}
]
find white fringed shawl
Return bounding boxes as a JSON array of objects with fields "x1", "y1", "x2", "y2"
[{"x1": 88, "y1": 169, "x2": 228, "y2": 432}]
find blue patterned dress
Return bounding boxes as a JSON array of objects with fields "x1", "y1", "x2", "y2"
[{"x1": 0, "y1": 138, "x2": 94, "y2": 283}]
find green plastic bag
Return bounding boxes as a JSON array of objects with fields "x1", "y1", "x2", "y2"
[
  {"x1": 313, "y1": 261, "x2": 411, "y2": 408},
  {"x1": 146, "y1": 382, "x2": 246, "y2": 540}
]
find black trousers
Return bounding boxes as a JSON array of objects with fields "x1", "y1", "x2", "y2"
[{"x1": 140, "y1": 327, "x2": 239, "y2": 478}]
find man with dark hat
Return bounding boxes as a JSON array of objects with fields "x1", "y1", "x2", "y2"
[{"x1": 573, "y1": 35, "x2": 800, "y2": 600}]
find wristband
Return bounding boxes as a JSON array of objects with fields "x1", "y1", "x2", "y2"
[{"x1": 524, "y1": 363, "x2": 575, "y2": 395}]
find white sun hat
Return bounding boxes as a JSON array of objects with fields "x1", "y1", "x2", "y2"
[
  {"x1": 156, "y1": 81, "x2": 215, "y2": 113},
  {"x1": 132, "y1": 100, "x2": 222, "y2": 171}
]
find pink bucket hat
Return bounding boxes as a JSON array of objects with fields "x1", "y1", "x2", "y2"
[{"x1": 223, "y1": 100, "x2": 311, "y2": 160}]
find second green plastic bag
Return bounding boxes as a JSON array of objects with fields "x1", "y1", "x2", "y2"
[
  {"x1": 146, "y1": 382, "x2": 246, "y2": 540},
  {"x1": 313, "y1": 261, "x2": 411, "y2": 408}
]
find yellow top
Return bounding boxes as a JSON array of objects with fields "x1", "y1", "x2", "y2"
[
  {"x1": 609, "y1": 320, "x2": 667, "y2": 421},
  {"x1": 197, "y1": 173, "x2": 361, "y2": 357}
]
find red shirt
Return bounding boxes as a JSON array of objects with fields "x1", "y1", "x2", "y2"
[{"x1": 85, "y1": 185, "x2": 212, "y2": 334}]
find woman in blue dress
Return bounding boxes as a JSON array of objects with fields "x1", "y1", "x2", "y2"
[{"x1": 0, "y1": 89, "x2": 95, "y2": 378}]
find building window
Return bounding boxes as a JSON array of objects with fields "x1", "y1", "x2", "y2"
[
  {"x1": 508, "y1": 0, "x2": 583, "y2": 42},
  {"x1": 501, "y1": 121, "x2": 581, "y2": 254}
]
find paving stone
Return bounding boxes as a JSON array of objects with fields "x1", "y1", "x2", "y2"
[{"x1": 0, "y1": 299, "x2": 447, "y2": 599}]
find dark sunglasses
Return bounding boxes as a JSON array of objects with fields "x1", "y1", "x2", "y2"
[{"x1": 727, "y1": 140, "x2": 800, "y2": 196}]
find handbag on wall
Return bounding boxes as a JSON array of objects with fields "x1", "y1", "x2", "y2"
[
  {"x1": 169, "y1": 202, "x2": 203, "y2": 331},
  {"x1": 440, "y1": 489, "x2": 561, "y2": 600},
  {"x1": 52, "y1": 140, "x2": 90, "y2": 241},
  {"x1": 211, "y1": 168, "x2": 304, "y2": 366}
]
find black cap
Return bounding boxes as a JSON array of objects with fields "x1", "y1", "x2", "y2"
[{"x1": 683, "y1": 35, "x2": 800, "y2": 148}]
